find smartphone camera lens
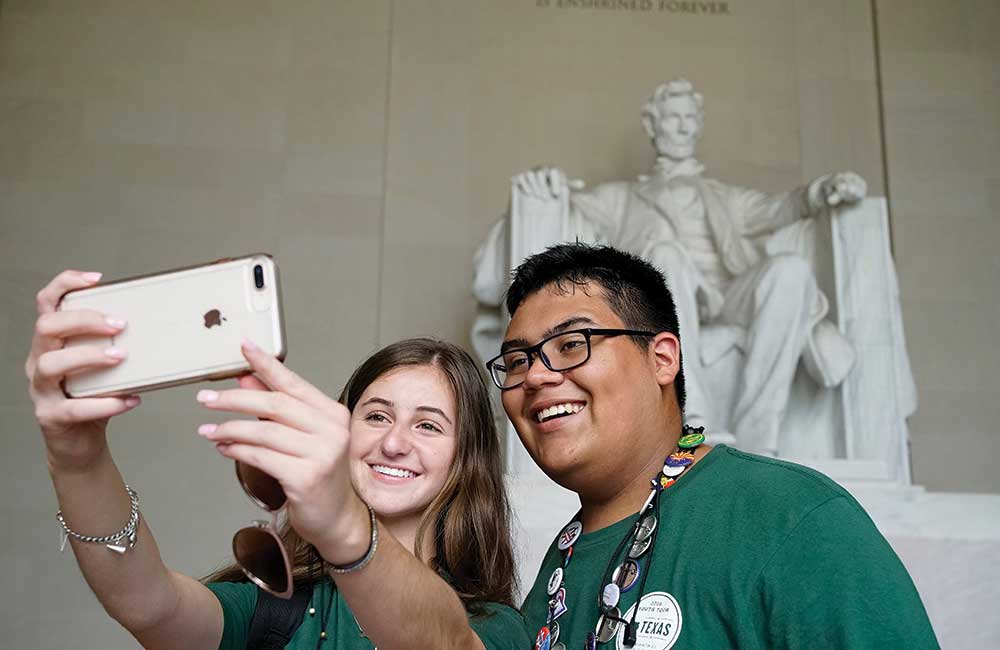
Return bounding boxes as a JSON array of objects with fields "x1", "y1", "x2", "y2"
[{"x1": 253, "y1": 264, "x2": 265, "y2": 289}]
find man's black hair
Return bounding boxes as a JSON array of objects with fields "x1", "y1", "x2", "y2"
[{"x1": 506, "y1": 243, "x2": 686, "y2": 413}]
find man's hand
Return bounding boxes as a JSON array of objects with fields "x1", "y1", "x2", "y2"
[{"x1": 818, "y1": 171, "x2": 867, "y2": 207}]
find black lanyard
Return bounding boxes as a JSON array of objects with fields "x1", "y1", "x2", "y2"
[
  {"x1": 596, "y1": 487, "x2": 661, "y2": 647},
  {"x1": 535, "y1": 426, "x2": 705, "y2": 650}
]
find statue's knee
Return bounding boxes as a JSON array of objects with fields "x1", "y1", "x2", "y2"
[
  {"x1": 767, "y1": 253, "x2": 810, "y2": 274},
  {"x1": 759, "y1": 254, "x2": 819, "y2": 301},
  {"x1": 764, "y1": 254, "x2": 815, "y2": 289}
]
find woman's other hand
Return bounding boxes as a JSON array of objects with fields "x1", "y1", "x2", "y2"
[
  {"x1": 196, "y1": 341, "x2": 371, "y2": 564},
  {"x1": 26, "y1": 270, "x2": 140, "y2": 474}
]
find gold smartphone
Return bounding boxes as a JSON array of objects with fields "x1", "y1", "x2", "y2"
[{"x1": 58, "y1": 254, "x2": 287, "y2": 398}]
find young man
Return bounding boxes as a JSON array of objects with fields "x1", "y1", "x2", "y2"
[{"x1": 487, "y1": 243, "x2": 937, "y2": 649}]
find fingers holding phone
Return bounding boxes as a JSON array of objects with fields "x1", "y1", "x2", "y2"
[
  {"x1": 56, "y1": 255, "x2": 285, "y2": 398},
  {"x1": 26, "y1": 270, "x2": 141, "y2": 471},
  {"x1": 197, "y1": 341, "x2": 365, "y2": 560}
]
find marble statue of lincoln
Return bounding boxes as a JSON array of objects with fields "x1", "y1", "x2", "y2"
[{"x1": 474, "y1": 78, "x2": 868, "y2": 454}]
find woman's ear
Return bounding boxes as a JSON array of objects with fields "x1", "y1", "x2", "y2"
[{"x1": 650, "y1": 332, "x2": 681, "y2": 387}]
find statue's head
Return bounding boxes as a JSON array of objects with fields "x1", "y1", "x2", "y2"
[{"x1": 641, "y1": 78, "x2": 704, "y2": 161}]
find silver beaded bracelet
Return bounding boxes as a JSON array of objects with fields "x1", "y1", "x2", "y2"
[
  {"x1": 329, "y1": 503, "x2": 379, "y2": 574},
  {"x1": 57, "y1": 485, "x2": 140, "y2": 555}
]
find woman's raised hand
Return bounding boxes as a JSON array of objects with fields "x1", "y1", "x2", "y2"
[
  {"x1": 26, "y1": 270, "x2": 139, "y2": 473},
  {"x1": 196, "y1": 341, "x2": 371, "y2": 564}
]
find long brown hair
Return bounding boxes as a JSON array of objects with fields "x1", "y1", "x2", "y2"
[{"x1": 204, "y1": 338, "x2": 517, "y2": 611}]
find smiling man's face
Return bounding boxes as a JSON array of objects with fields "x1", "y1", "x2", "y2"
[{"x1": 501, "y1": 282, "x2": 665, "y2": 493}]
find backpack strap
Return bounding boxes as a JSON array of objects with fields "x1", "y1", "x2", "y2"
[{"x1": 247, "y1": 585, "x2": 312, "y2": 650}]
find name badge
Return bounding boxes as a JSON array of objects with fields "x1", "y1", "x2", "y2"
[{"x1": 615, "y1": 591, "x2": 682, "y2": 650}]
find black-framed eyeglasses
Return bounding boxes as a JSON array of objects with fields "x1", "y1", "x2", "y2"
[{"x1": 485, "y1": 328, "x2": 655, "y2": 390}]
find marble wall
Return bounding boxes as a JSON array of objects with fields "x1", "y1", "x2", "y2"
[
  {"x1": 0, "y1": 2, "x2": 392, "y2": 647},
  {"x1": 381, "y1": 0, "x2": 886, "y2": 342},
  {"x1": 0, "y1": 1, "x2": 996, "y2": 647},
  {"x1": 877, "y1": 0, "x2": 1000, "y2": 495}
]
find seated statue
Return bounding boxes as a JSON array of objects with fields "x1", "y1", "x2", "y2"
[{"x1": 473, "y1": 78, "x2": 912, "y2": 463}]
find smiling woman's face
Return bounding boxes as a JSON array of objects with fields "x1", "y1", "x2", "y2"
[{"x1": 348, "y1": 365, "x2": 458, "y2": 523}]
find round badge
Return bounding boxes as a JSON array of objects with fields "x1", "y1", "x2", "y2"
[
  {"x1": 547, "y1": 567, "x2": 564, "y2": 596},
  {"x1": 551, "y1": 644, "x2": 566, "y2": 650},
  {"x1": 629, "y1": 533, "x2": 653, "y2": 559},
  {"x1": 585, "y1": 631, "x2": 597, "y2": 650},
  {"x1": 662, "y1": 463, "x2": 685, "y2": 478},
  {"x1": 557, "y1": 521, "x2": 583, "y2": 550},
  {"x1": 635, "y1": 513, "x2": 657, "y2": 542},
  {"x1": 665, "y1": 452, "x2": 694, "y2": 467},
  {"x1": 550, "y1": 622, "x2": 560, "y2": 645},
  {"x1": 677, "y1": 432, "x2": 705, "y2": 448},
  {"x1": 596, "y1": 608, "x2": 621, "y2": 643},
  {"x1": 615, "y1": 591, "x2": 683, "y2": 650},
  {"x1": 534, "y1": 626, "x2": 550, "y2": 650},
  {"x1": 601, "y1": 582, "x2": 621, "y2": 609},
  {"x1": 612, "y1": 559, "x2": 641, "y2": 592}
]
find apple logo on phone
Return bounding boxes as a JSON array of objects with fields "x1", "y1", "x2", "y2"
[{"x1": 203, "y1": 309, "x2": 226, "y2": 329}]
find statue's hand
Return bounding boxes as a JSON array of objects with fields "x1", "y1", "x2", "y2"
[
  {"x1": 819, "y1": 171, "x2": 867, "y2": 207},
  {"x1": 511, "y1": 166, "x2": 570, "y2": 219}
]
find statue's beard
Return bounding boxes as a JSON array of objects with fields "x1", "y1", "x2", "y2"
[{"x1": 655, "y1": 137, "x2": 697, "y2": 161}]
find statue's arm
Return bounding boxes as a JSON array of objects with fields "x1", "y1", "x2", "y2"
[
  {"x1": 728, "y1": 183, "x2": 810, "y2": 238},
  {"x1": 569, "y1": 181, "x2": 629, "y2": 241},
  {"x1": 730, "y1": 170, "x2": 868, "y2": 237}
]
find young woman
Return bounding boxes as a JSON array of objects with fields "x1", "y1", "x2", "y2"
[{"x1": 27, "y1": 269, "x2": 528, "y2": 650}]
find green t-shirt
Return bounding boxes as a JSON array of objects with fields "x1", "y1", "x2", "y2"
[
  {"x1": 207, "y1": 578, "x2": 529, "y2": 650},
  {"x1": 522, "y1": 446, "x2": 939, "y2": 650}
]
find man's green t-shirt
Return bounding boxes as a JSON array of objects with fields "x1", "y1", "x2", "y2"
[
  {"x1": 522, "y1": 446, "x2": 939, "y2": 649},
  {"x1": 207, "y1": 578, "x2": 529, "y2": 650}
]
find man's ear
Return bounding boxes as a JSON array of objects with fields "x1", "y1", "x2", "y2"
[{"x1": 650, "y1": 332, "x2": 681, "y2": 387}]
